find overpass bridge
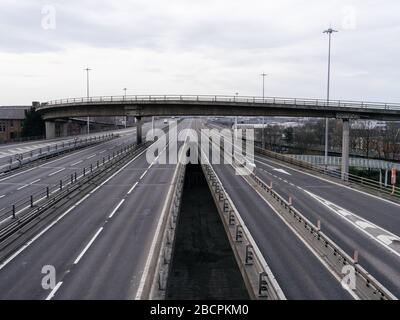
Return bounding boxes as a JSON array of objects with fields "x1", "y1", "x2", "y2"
[{"x1": 36, "y1": 95, "x2": 400, "y2": 180}]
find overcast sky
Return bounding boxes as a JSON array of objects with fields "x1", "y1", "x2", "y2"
[{"x1": 1, "y1": 0, "x2": 400, "y2": 105}]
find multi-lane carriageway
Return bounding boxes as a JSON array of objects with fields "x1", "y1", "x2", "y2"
[{"x1": 0, "y1": 118, "x2": 398, "y2": 300}]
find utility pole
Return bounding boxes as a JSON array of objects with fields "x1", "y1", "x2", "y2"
[
  {"x1": 235, "y1": 92, "x2": 239, "y2": 140},
  {"x1": 323, "y1": 27, "x2": 338, "y2": 167},
  {"x1": 123, "y1": 88, "x2": 127, "y2": 128},
  {"x1": 84, "y1": 67, "x2": 91, "y2": 134},
  {"x1": 261, "y1": 73, "x2": 267, "y2": 149}
]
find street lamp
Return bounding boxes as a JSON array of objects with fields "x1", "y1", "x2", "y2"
[
  {"x1": 323, "y1": 27, "x2": 338, "y2": 166},
  {"x1": 122, "y1": 88, "x2": 128, "y2": 128},
  {"x1": 84, "y1": 67, "x2": 92, "y2": 134},
  {"x1": 234, "y1": 92, "x2": 239, "y2": 136},
  {"x1": 261, "y1": 73, "x2": 267, "y2": 148}
]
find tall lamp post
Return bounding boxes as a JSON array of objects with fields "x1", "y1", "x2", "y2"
[
  {"x1": 261, "y1": 73, "x2": 267, "y2": 148},
  {"x1": 123, "y1": 88, "x2": 127, "y2": 128},
  {"x1": 84, "y1": 67, "x2": 92, "y2": 134},
  {"x1": 323, "y1": 28, "x2": 338, "y2": 166}
]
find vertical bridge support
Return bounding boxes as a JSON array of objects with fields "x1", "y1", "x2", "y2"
[
  {"x1": 45, "y1": 121, "x2": 56, "y2": 140},
  {"x1": 136, "y1": 116, "x2": 142, "y2": 145},
  {"x1": 341, "y1": 119, "x2": 350, "y2": 181}
]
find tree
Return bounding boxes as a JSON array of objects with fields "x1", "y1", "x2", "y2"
[
  {"x1": 283, "y1": 127, "x2": 294, "y2": 144},
  {"x1": 22, "y1": 107, "x2": 45, "y2": 138}
]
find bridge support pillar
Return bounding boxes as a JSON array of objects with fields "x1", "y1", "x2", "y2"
[
  {"x1": 61, "y1": 122, "x2": 68, "y2": 137},
  {"x1": 136, "y1": 116, "x2": 142, "y2": 144},
  {"x1": 341, "y1": 119, "x2": 350, "y2": 181},
  {"x1": 45, "y1": 121, "x2": 56, "y2": 140}
]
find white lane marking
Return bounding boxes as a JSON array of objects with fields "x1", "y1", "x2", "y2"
[
  {"x1": 355, "y1": 221, "x2": 376, "y2": 230},
  {"x1": 304, "y1": 189, "x2": 400, "y2": 258},
  {"x1": 0, "y1": 195, "x2": 5, "y2": 199},
  {"x1": 252, "y1": 185, "x2": 359, "y2": 300},
  {"x1": 0, "y1": 136, "x2": 115, "y2": 183},
  {"x1": 99, "y1": 150, "x2": 106, "y2": 154},
  {"x1": 254, "y1": 155, "x2": 400, "y2": 208},
  {"x1": 377, "y1": 235, "x2": 400, "y2": 246},
  {"x1": 73, "y1": 227, "x2": 103, "y2": 264},
  {"x1": 45, "y1": 281, "x2": 63, "y2": 300},
  {"x1": 86, "y1": 154, "x2": 96, "y2": 159},
  {"x1": 273, "y1": 168, "x2": 291, "y2": 175},
  {"x1": 109, "y1": 199, "x2": 125, "y2": 218},
  {"x1": 0, "y1": 167, "x2": 38, "y2": 182},
  {"x1": 127, "y1": 182, "x2": 138, "y2": 195},
  {"x1": 75, "y1": 194, "x2": 90, "y2": 206},
  {"x1": 139, "y1": 170, "x2": 148, "y2": 180},
  {"x1": 17, "y1": 184, "x2": 28, "y2": 190},
  {"x1": 0, "y1": 145, "x2": 151, "y2": 270},
  {"x1": 30, "y1": 179, "x2": 41, "y2": 185},
  {"x1": 48, "y1": 168, "x2": 65, "y2": 176},
  {"x1": 0, "y1": 205, "x2": 76, "y2": 270},
  {"x1": 135, "y1": 126, "x2": 192, "y2": 300},
  {"x1": 70, "y1": 160, "x2": 83, "y2": 166}
]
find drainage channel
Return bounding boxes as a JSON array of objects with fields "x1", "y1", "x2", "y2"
[{"x1": 165, "y1": 163, "x2": 249, "y2": 300}]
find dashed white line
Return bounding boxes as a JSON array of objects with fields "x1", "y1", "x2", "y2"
[
  {"x1": 109, "y1": 199, "x2": 125, "y2": 218},
  {"x1": 0, "y1": 205, "x2": 76, "y2": 271},
  {"x1": 0, "y1": 195, "x2": 5, "y2": 199},
  {"x1": 70, "y1": 160, "x2": 83, "y2": 166},
  {"x1": 30, "y1": 179, "x2": 41, "y2": 185},
  {"x1": 99, "y1": 150, "x2": 106, "y2": 154},
  {"x1": 86, "y1": 154, "x2": 96, "y2": 159},
  {"x1": 127, "y1": 182, "x2": 138, "y2": 195},
  {"x1": 48, "y1": 168, "x2": 65, "y2": 176},
  {"x1": 17, "y1": 184, "x2": 28, "y2": 190},
  {"x1": 74, "y1": 227, "x2": 103, "y2": 265},
  {"x1": 45, "y1": 281, "x2": 63, "y2": 300}
]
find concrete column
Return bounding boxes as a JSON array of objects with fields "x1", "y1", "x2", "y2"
[
  {"x1": 136, "y1": 116, "x2": 142, "y2": 144},
  {"x1": 61, "y1": 123, "x2": 68, "y2": 137},
  {"x1": 341, "y1": 119, "x2": 350, "y2": 181},
  {"x1": 45, "y1": 121, "x2": 56, "y2": 140}
]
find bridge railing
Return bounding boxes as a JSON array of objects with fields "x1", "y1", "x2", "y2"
[{"x1": 42, "y1": 95, "x2": 400, "y2": 111}]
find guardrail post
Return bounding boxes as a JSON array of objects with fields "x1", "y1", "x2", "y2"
[
  {"x1": 30, "y1": 195, "x2": 34, "y2": 208},
  {"x1": 235, "y1": 225, "x2": 243, "y2": 242},
  {"x1": 288, "y1": 196, "x2": 292, "y2": 206},
  {"x1": 353, "y1": 250, "x2": 359, "y2": 264},
  {"x1": 71, "y1": 174, "x2": 73, "y2": 184},
  {"x1": 46, "y1": 186, "x2": 49, "y2": 198},
  {"x1": 245, "y1": 245, "x2": 254, "y2": 265},
  {"x1": 12, "y1": 205, "x2": 16, "y2": 219},
  {"x1": 258, "y1": 272, "x2": 268, "y2": 298},
  {"x1": 317, "y1": 219, "x2": 321, "y2": 231},
  {"x1": 97, "y1": 160, "x2": 99, "y2": 168},
  {"x1": 60, "y1": 180, "x2": 63, "y2": 190},
  {"x1": 90, "y1": 164, "x2": 93, "y2": 172},
  {"x1": 74, "y1": 172, "x2": 77, "y2": 182},
  {"x1": 83, "y1": 168, "x2": 86, "y2": 176}
]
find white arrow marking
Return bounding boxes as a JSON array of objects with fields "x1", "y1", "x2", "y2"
[{"x1": 273, "y1": 168, "x2": 291, "y2": 175}]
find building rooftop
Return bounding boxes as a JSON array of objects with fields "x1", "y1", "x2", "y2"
[{"x1": 0, "y1": 106, "x2": 30, "y2": 120}]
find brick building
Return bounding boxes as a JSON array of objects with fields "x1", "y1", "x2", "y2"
[{"x1": 0, "y1": 106, "x2": 30, "y2": 143}]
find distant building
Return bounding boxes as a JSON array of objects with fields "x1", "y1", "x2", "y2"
[{"x1": 0, "y1": 106, "x2": 30, "y2": 142}]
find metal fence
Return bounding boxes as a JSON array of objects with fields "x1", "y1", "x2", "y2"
[
  {"x1": 0, "y1": 133, "x2": 114, "y2": 174},
  {"x1": 43, "y1": 95, "x2": 400, "y2": 111},
  {"x1": 289, "y1": 154, "x2": 400, "y2": 171}
]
